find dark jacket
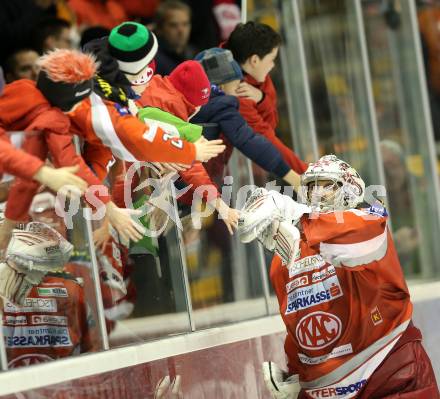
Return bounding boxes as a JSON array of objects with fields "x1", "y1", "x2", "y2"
[
  {"x1": 154, "y1": 36, "x2": 196, "y2": 76},
  {"x1": 191, "y1": 86, "x2": 290, "y2": 178}
]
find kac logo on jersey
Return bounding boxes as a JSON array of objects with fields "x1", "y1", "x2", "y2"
[
  {"x1": 8, "y1": 353, "x2": 54, "y2": 369},
  {"x1": 296, "y1": 311, "x2": 342, "y2": 350}
]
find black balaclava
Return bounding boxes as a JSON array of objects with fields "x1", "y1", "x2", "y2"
[{"x1": 36, "y1": 71, "x2": 93, "y2": 112}]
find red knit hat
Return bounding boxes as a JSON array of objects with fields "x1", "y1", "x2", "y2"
[{"x1": 169, "y1": 61, "x2": 211, "y2": 107}]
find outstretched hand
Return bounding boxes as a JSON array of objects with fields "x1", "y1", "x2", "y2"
[
  {"x1": 93, "y1": 216, "x2": 110, "y2": 251},
  {"x1": 34, "y1": 165, "x2": 88, "y2": 200},
  {"x1": 151, "y1": 163, "x2": 190, "y2": 174},
  {"x1": 194, "y1": 138, "x2": 225, "y2": 162},
  {"x1": 105, "y1": 202, "x2": 145, "y2": 243},
  {"x1": 215, "y1": 199, "x2": 240, "y2": 235}
]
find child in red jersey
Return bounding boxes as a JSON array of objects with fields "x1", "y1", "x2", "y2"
[
  {"x1": 238, "y1": 155, "x2": 438, "y2": 399},
  {"x1": 224, "y1": 21, "x2": 308, "y2": 174}
]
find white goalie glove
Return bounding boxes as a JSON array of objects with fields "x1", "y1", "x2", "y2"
[
  {"x1": 0, "y1": 262, "x2": 46, "y2": 306},
  {"x1": 238, "y1": 189, "x2": 309, "y2": 267},
  {"x1": 262, "y1": 362, "x2": 301, "y2": 399},
  {"x1": 0, "y1": 222, "x2": 74, "y2": 305}
]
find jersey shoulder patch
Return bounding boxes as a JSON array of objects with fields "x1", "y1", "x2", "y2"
[
  {"x1": 114, "y1": 103, "x2": 130, "y2": 116},
  {"x1": 364, "y1": 202, "x2": 388, "y2": 217}
]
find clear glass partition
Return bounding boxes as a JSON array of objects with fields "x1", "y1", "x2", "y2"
[
  {"x1": 361, "y1": 0, "x2": 440, "y2": 278},
  {"x1": 245, "y1": 0, "x2": 440, "y2": 282},
  {"x1": 246, "y1": 0, "x2": 312, "y2": 315},
  {"x1": 417, "y1": 0, "x2": 440, "y2": 160},
  {"x1": 278, "y1": 0, "x2": 319, "y2": 163},
  {"x1": 106, "y1": 163, "x2": 192, "y2": 347},
  {"x1": 181, "y1": 151, "x2": 269, "y2": 329},
  {"x1": 1, "y1": 192, "x2": 107, "y2": 370},
  {"x1": 108, "y1": 222, "x2": 193, "y2": 346},
  {"x1": 106, "y1": 156, "x2": 268, "y2": 338},
  {"x1": 295, "y1": 0, "x2": 385, "y2": 187}
]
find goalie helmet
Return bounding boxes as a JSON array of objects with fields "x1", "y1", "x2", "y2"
[
  {"x1": 6, "y1": 222, "x2": 73, "y2": 273},
  {"x1": 300, "y1": 155, "x2": 365, "y2": 211}
]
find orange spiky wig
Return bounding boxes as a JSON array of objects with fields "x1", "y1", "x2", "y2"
[
  {"x1": 38, "y1": 49, "x2": 98, "y2": 83},
  {"x1": 36, "y1": 49, "x2": 98, "y2": 111}
]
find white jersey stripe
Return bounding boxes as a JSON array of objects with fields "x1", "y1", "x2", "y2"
[
  {"x1": 90, "y1": 93, "x2": 139, "y2": 162},
  {"x1": 319, "y1": 226, "x2": 388, "y2": 268}
]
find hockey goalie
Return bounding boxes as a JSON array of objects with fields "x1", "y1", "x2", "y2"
[
  {"x1": 238, "y1": 155, "x2": 439, "y2": 398},
  {"x1": 0, "y1": 222, "x2": 95, "y2": 368}
]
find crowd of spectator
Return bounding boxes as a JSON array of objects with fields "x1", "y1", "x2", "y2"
[
  {"x1": 0, "y1": 0, "x2": 308, "y2": 370},
  {"x1": 0, "y1": 4, "x2": 438, "y2": 399}
]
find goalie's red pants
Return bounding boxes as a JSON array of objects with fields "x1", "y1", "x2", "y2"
[{"x1": 299, "y1": 323, "x2": 439, "y2": 398}]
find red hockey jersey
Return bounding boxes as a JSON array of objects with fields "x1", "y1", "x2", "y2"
[
  {"x1": 270, "y1": 209, "x2": 412, "y2": 398},
  {"x1": 2, "y1": 273, "x2": 95, "y2": 368}
]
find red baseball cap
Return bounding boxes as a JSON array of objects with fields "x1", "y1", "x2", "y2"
[{"x1": 169, "y1": 61, "x2": 211, "y2": 107}]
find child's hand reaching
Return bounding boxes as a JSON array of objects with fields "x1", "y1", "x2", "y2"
[
  {"x1": 214, "y1": 199, "x2": 240, "y2": 235},
  {"x1": 93, "y1": 216, "x2": 110, "y2": 251}
]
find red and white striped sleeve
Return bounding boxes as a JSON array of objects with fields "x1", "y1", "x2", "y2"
[{"x1": 301, "y1": 210, "x2": 388, "y2": 269}]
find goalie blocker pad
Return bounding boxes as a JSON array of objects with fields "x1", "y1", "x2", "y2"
[
  {"x1": 238, "y1": 189, "x2": 305, "y2": 265},
  {"x1": 0, "y1": 262, "x2": 46, "y2": 306},
  {"x1": 274, "y1": 221, "x2": 301, "y2": 268}
]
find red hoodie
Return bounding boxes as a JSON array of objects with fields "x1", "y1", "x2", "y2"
[
  {"x1": 239, "y1": 74, "x2": 308, "y2": 174},
  {"x1": 0, "y1": 80, "x2": 110, "y2": 222},
  {"x1": 138, "y1": 75, "x2": 195, "y2": 120},
  {"x1": 0, "y1": 133, "x2": 43, "y2": 180},
  {"x1": 138, "y1": 75, "x2": 221, "y2": 204}
]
